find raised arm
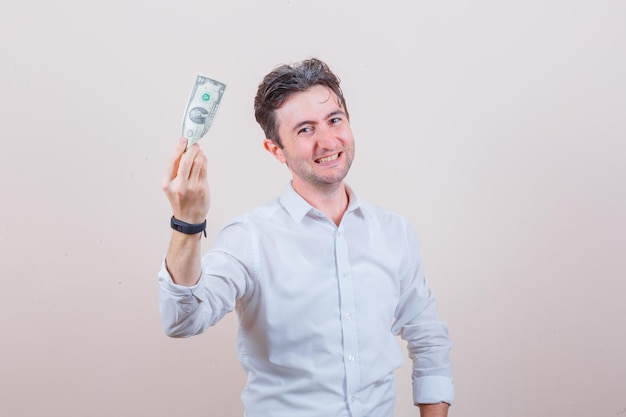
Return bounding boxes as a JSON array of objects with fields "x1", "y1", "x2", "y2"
[{"x1": 161, "y1": 137, "x2": 210, "y2": 286}]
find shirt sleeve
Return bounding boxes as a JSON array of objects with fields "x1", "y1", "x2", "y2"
[
  {"x1": 158, "y1": 219, "x2": 256, "y2": 338},
  {"x1": 391, "y1": 221, "x2": 455, "y2": 405}
]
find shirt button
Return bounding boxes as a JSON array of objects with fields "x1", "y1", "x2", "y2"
[
  {"x1": 345, "y1": 313, "x2": 352, "y2": 319},
  {"x1": 348, "y1": 355, "x2": 355, "y2": 361},
  {"x1": 351, "y1": 396, "x2": 357, "y2": 402}
]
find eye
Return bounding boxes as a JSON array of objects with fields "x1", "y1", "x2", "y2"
[
  {"x1": 298, "y1": 126, "x2": 313, "y2": 135},
  {"x1": 330, "y1": 117, "x2": 341, "y2": 124}
]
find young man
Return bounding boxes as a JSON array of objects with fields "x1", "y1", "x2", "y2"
[{"x1": 160, "y1": 58, "x2": 454, "y2": 417}]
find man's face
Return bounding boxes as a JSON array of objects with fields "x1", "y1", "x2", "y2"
[{"x1": 265, "y1": 85, "x2": 355, "y2": 192}]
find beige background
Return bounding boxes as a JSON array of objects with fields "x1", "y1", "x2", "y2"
[{"x1": 1, "y1": 1, "x2": 625, "y2": 416}]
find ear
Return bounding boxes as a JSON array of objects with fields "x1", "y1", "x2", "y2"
[{"x1": 263, "y1": 138, "x2": 287, "y2": 164}]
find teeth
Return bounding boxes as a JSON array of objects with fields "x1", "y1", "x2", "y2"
[{"x1": 317, "y1": 154, "x2": 339, "y2": 163}]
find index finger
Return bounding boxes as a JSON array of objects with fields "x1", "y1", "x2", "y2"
[{"x1": 164, "y1": 137, "x2": 188, "y2": 182}]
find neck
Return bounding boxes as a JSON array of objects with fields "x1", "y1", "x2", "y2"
[{"x1": 292, "y1": 181, "x2": 349, "y2": 226}]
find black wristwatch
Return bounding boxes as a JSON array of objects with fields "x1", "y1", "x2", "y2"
[{"x1": 170, "y1": 216, "x2": 207, "y2": 237}]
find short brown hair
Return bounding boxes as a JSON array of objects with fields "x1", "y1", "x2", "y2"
[{"x1": 254, "y1": 58, "x2": 349, "y2": 147}]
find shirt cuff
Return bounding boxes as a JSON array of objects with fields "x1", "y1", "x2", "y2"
[
  {"x1": 413, "y1": 375, "x2": 455, "y2": 405},
  {"x1": 158, "y1": 258, "x2": 205, "y2": 296}
]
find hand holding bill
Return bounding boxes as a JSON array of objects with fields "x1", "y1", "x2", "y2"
[{"x1": 162, "y1": 137, "x2": 210, "y2": 226}]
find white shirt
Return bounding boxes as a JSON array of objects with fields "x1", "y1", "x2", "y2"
[{"x1": 159, "y1": 184, "x2": 454, "y2": 417}]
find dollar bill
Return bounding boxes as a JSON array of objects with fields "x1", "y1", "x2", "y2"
[{"x1": 181, "y1": 75, "x2": 226, "y2": 148}]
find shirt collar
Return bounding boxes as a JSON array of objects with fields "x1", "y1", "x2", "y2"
[{"x1": 279, "y1": 182, "x2": 362, "y2": 223}]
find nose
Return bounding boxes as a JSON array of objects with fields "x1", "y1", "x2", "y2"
[{"x1": 315, "y1": 124, "x2": 338, "y2": 150}]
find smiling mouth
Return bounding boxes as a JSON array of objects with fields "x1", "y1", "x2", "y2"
[{"x1": 315, "y1": 153, "x2": 340, "y2": 163}]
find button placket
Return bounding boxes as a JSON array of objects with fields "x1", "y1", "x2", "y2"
[{"x1": 334, "y1": 225, "x2": 362, "y2": 415}]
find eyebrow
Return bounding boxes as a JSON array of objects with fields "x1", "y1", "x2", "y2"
[{"x1": 291, "y1": 110, "x2": 347, "y2": 134}]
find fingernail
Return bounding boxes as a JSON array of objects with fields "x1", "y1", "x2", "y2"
[{"x1": 180, "y1": 137, "x2": 187, "y2": 145}]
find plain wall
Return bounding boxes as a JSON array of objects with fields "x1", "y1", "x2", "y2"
[{"x1": 1, "y1": 1, "x2": 625, "y2": 416}]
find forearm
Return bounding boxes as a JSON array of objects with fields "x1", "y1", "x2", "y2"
[
  {"x1": 165, "y1": 231, "x2": 203, "y2": 286},
  {"x1": 419, "y1": 402, "x2": 449, "y2": 417}
]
